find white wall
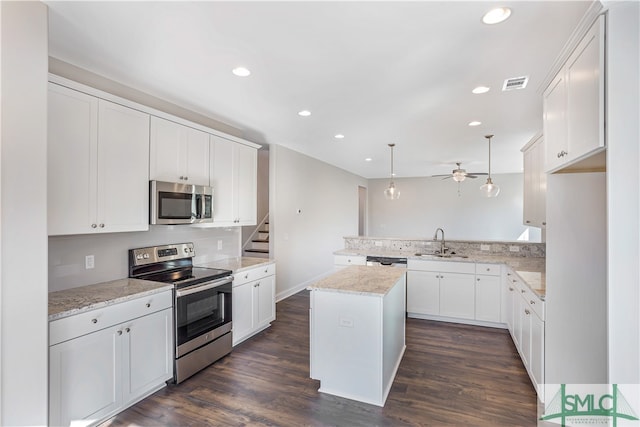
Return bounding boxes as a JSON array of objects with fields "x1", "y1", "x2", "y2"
[
  {"x1": 606, "y1": 0, "x2": 640, "y2": 385},
  {"x1": 270, "y1": 145, "x2": 367, "y2": 300},
  {"x1": 367, "y1": 173, "x2": 541, "y2": 242},
  {"x1": 49, "y1": 226, "x2": 240, "y2": 292},
  {"x1": 0, "y1": 2, "x2": 49, "y2": 425}
]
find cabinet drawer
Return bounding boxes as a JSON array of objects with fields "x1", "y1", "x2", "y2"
[
  {"x1": 334, "y1": 255, "x2": 366, "y2": 267},
  {"x1": 50, "y1": 290, "x2": 173, "y2": 346},
  {"x1": 233, "y1": 263, "x2": 276, "y2": 286},
  {"x1": 408, "y1": 259, "x2": 475, "y2": 274},
  {"x1": 475, "y1": 263, "x2": 501, "y2": 276},
  {"x1": 521, "y1": 287, "x2": 545, "y2": 320}
]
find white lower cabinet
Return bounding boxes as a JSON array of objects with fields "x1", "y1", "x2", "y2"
[
  {"x1": 406, "y1": 270, "x2": 440, "y2": 315},
  {"x1": 334, "y1": 255, "x2": 366, "y2": 269},
  {"x1": 439, "y1": 273, "x2": 476, "y2": 320},
  {"x1": 474, "y1": 262, "x2": 502, "y2": 323},
  {"x1": 407, "y1": 259, "x2": 502, "y2": 325},
  {"x1": 504, "y1": 267, "x2": 545, "y2": 401},
  {"x1": 49, "y1": 291, "x2": 173, "y2": 427},
  {"x1": 232, "y1": 263, "x2": 276, "y2": 346}
]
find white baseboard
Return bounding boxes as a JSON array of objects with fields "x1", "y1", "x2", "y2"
[{"x1": 275, "y1": 269, "x2": 337, "y2": 302}]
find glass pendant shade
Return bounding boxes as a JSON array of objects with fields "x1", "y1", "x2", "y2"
[
  {"x1": 384, "y1": 181, "x2": 400, "y2": 200},
  {"x1": 479, "y1": 134, "x2": 499, "y2": 198},
  {"x1": 384, "y1": 143, "x2": 400, "y2": 200},
  {"x1": 480, "y1": 177, "x2": 500, "y2": 197}
]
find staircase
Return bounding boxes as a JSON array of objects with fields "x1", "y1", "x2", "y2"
[{"x1": 243, "y1": 216, "x2": 270, "y2": 258}]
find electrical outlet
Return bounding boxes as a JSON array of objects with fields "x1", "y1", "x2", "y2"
[
  {"x1": 217, "y1": 240, "x2": 223, "y2": 250},
  {"x1": 480, "y1": 244, "x2": 490, "y2": 251},
  {"x1": 509, "y1": 246, "x2": 520, "y2": 252},
  {"x1": 85, "y1": 255, "x2": 95, "y2": 269},
  {"x1": 374, "y1": 241, "x2": 383, "y2": 247}
]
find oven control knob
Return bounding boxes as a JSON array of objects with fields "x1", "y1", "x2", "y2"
[
  {"x1": 143, "y1": 253, "x2": 150, "y2": 259},
  {"x1": 184, "y1": 248, "x2": 189, "y2": 253},
  {"x1": 136, "y1": 254, "x2": 143, "y2": 260}
]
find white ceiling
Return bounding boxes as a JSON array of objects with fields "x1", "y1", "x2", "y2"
[{"x1": 45, "y1": 1, "x2": 591, "y2": 179}]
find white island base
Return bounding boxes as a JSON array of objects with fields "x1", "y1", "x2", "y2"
[{"x1": 309, "y1": 266, "x2": 406, "y2": 407}]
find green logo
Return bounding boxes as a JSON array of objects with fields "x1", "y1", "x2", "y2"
[{"x1": 541, "y1": 384, "x2": 639, "y2": 426}]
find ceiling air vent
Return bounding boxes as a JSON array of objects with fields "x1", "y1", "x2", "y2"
[{"x1": 502, "y1": 76, "x2": 529, "y2": 91}]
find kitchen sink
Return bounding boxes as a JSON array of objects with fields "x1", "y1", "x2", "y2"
[{"x1": 413, "y1": 253, "x2": 468, "y2": 259}]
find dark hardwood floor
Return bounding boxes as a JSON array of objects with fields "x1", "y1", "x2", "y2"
[{"x1": 101, "y1": 291, "x2": 537, "y2": 426}]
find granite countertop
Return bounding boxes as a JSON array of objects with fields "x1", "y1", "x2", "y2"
[
  {"x1": 334, "y1": 249, "x2": 545, "y2": 299},
  {"x1": 308, "y1": 265, "x2": 406, "y2": 297},
  {"x1": 199, "y1": 256, "x2": 274, "y2": 273},
  {"x1": 49, "y1": 278, "x2": 173, "y2": 321}
]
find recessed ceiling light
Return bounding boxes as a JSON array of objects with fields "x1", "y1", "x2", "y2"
[
  {"x1": 469, "y1": 121, "x2": 482, "y2": 127},
  {"x1": 232, "y1": 67, "x2": 251, "y2": 77},
  {"x1": 298, "y1": 110, "x2": 311, "y2": 117},
  {"x1": 472, "y1": 86, "x2": 490, "y2": 94},
  {"x1": 482, "y1": 7, "x2": 512, "y2": 25},
  {"x1": 365, "y1": 158, "x2": 372, "y2": 162},
  {"x1": 334, "y1": 134, "x2": 345, "y2": 139}
]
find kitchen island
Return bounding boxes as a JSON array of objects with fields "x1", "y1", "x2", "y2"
[{"x1": 308, "y1": 265, "x2": 406, "y2": 407}]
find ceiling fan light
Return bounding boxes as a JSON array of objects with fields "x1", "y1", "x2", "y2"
[
  {"x1": 480, "y1": 177, "x2": 500, "y2": 197},
  {"x1": 452, "y1": 171, "x2": 466, "y2": 182}
]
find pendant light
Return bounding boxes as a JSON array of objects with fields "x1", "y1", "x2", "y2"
[
  {"x1": 384, "y1": 143, "x2": 400, "y2": 200},
  {"x1": 480, "y1": 134, "x2": 500, "y2": 197}
]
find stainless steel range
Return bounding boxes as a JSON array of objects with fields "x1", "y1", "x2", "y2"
[{"x1": 129, "y1": 242, "x2": 233, "y2": 384}]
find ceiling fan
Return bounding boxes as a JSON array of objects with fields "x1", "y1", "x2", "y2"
[{"x1": 432, "y1": 162, "x2": 488, "y2": 182}]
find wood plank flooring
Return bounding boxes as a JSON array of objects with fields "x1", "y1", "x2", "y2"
[{"x1": 101, "y1": 291, "x2": 537, "y2": 426}]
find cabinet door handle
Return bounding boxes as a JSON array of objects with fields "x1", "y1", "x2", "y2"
[
  {"x1": 146, "y1": 303, "x2": 151, "y2": 308},
  {"x1": 521, "y1": 289, "x2": 526, "y2": 293},
  {"x1": 525, "y1": 220, "x2": 531, "y2": 224},
  {"x1": 542, "y1": 222, "x2": 547, "y2": 226},
  {"x1": 530, "y1": 300, "x2": 536, "y2": 305},
  {"x1": 509, "y1": 287, "x2": 514, "y2": 291},
  {"x1": 245, "y1": 274, "x2": 249, "y2": 279},
  {"x1": 91, "y1": 318, "x2": 98, "y2": 324},
  {"x1": 184, "y1": 176, "x2": 188, "y2": 180},
  {"x1": 477, "y1": 278, "x2": 480, "y2": 281},
  {"x1": 254, "y1": 282, "x2": 260, "y2": 288},
  {"x1": 91, "y1": 224, "x2": 97, "y2": 229},
  {"x1": 125, "y1": 327, "x2": 130, "y2": 333},
  {"x1": 486, "y1": 268, "x2": 490, "y2": 272},
  {"x1": 117, "y1": 330, "x2": 122, "y2": 336},
  {"x1": 264, "y1": 269, "x2": 268, "y2": 273},
  {"x1": 524, "y1": 309, "x2": 530, "y2": 315},
  {"x1": 99, "y1": 223, "x2": 105, "y2": 228}
]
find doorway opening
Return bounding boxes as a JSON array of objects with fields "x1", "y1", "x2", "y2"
[{"x1": 358, "y1": 186, "x2": 367, "y2": 236}]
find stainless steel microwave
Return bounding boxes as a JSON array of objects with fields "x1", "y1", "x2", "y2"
[{"x1": 150, "y1": 180, "x2": 213, "y2": 225}]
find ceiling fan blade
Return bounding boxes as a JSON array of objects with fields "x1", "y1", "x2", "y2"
[
  {"x1": 467, "y1": 173, "x2": 488, "y2": 177},
  {"x1": 440, "y1": 176, "x2": 453, "y2": 180},
  {"x1": 431, "y1": 174, "x2": 451, "y2": 178},
  {"x1": 465, "y1": 175, "x2": 478, "y2": 179}
]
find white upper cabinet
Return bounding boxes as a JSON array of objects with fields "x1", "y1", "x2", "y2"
[
  {"x1": 544, "y1": 15, "x2": 605, "y2": 173},
  {"x1": 150, "y1": 116, "x2": 210, "y2": 186},
  {"x1": 48, "y1": 83, "x2": 150, "y2": 236},
  {"x1": 210, "y1": 135, "x2": 257, "y2": 226},
  {"x1": 522, "y1": 134, "x2": 546, "y2": 228}
]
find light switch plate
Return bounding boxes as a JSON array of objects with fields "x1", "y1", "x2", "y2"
[
  {"x1": 217, "y1": 240, "x2": 223, "y2": 250},
  {"x1": 509, "y1": 246, "x2": 520, "y2": 252},
  {"x1": 374, "y1": 241, "x2": 382, "y2": 247},
  {"x1": 480, "y1": 244, "x2": 490, "y2": 251}
]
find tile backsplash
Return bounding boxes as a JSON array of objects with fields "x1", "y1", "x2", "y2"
[{"x1": 344, "y1": 236, "x2": 545, "y2": 258}]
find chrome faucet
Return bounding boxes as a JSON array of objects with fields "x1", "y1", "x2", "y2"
[{"x1": 433, "y1": 227, "x2": 447, "y2": 255}]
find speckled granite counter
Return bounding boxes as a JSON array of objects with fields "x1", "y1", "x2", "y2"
[
  {"x1": 334, "y1": 249, "x2": 545, "y2": 299},
  {"x1": 308, "y1": 265, "x2": 406, "y2": 296},
  {"x1": 49, "y1": 278, "x2": 173, "y2": 321},
  {"x1": 199, "y1": 257, "x2": 274, "y2": 273}
]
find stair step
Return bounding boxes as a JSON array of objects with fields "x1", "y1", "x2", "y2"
[
  {"x1": 245, "y1": 248, "x2": 269, "y2": 254},
  {"x1": 252, "y1": 238, "x2": 269, "y2": 243}
]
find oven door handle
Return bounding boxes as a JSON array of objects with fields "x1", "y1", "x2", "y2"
[{"x1": 175, "y1": 277, "x2": 232, "y2": 297}]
